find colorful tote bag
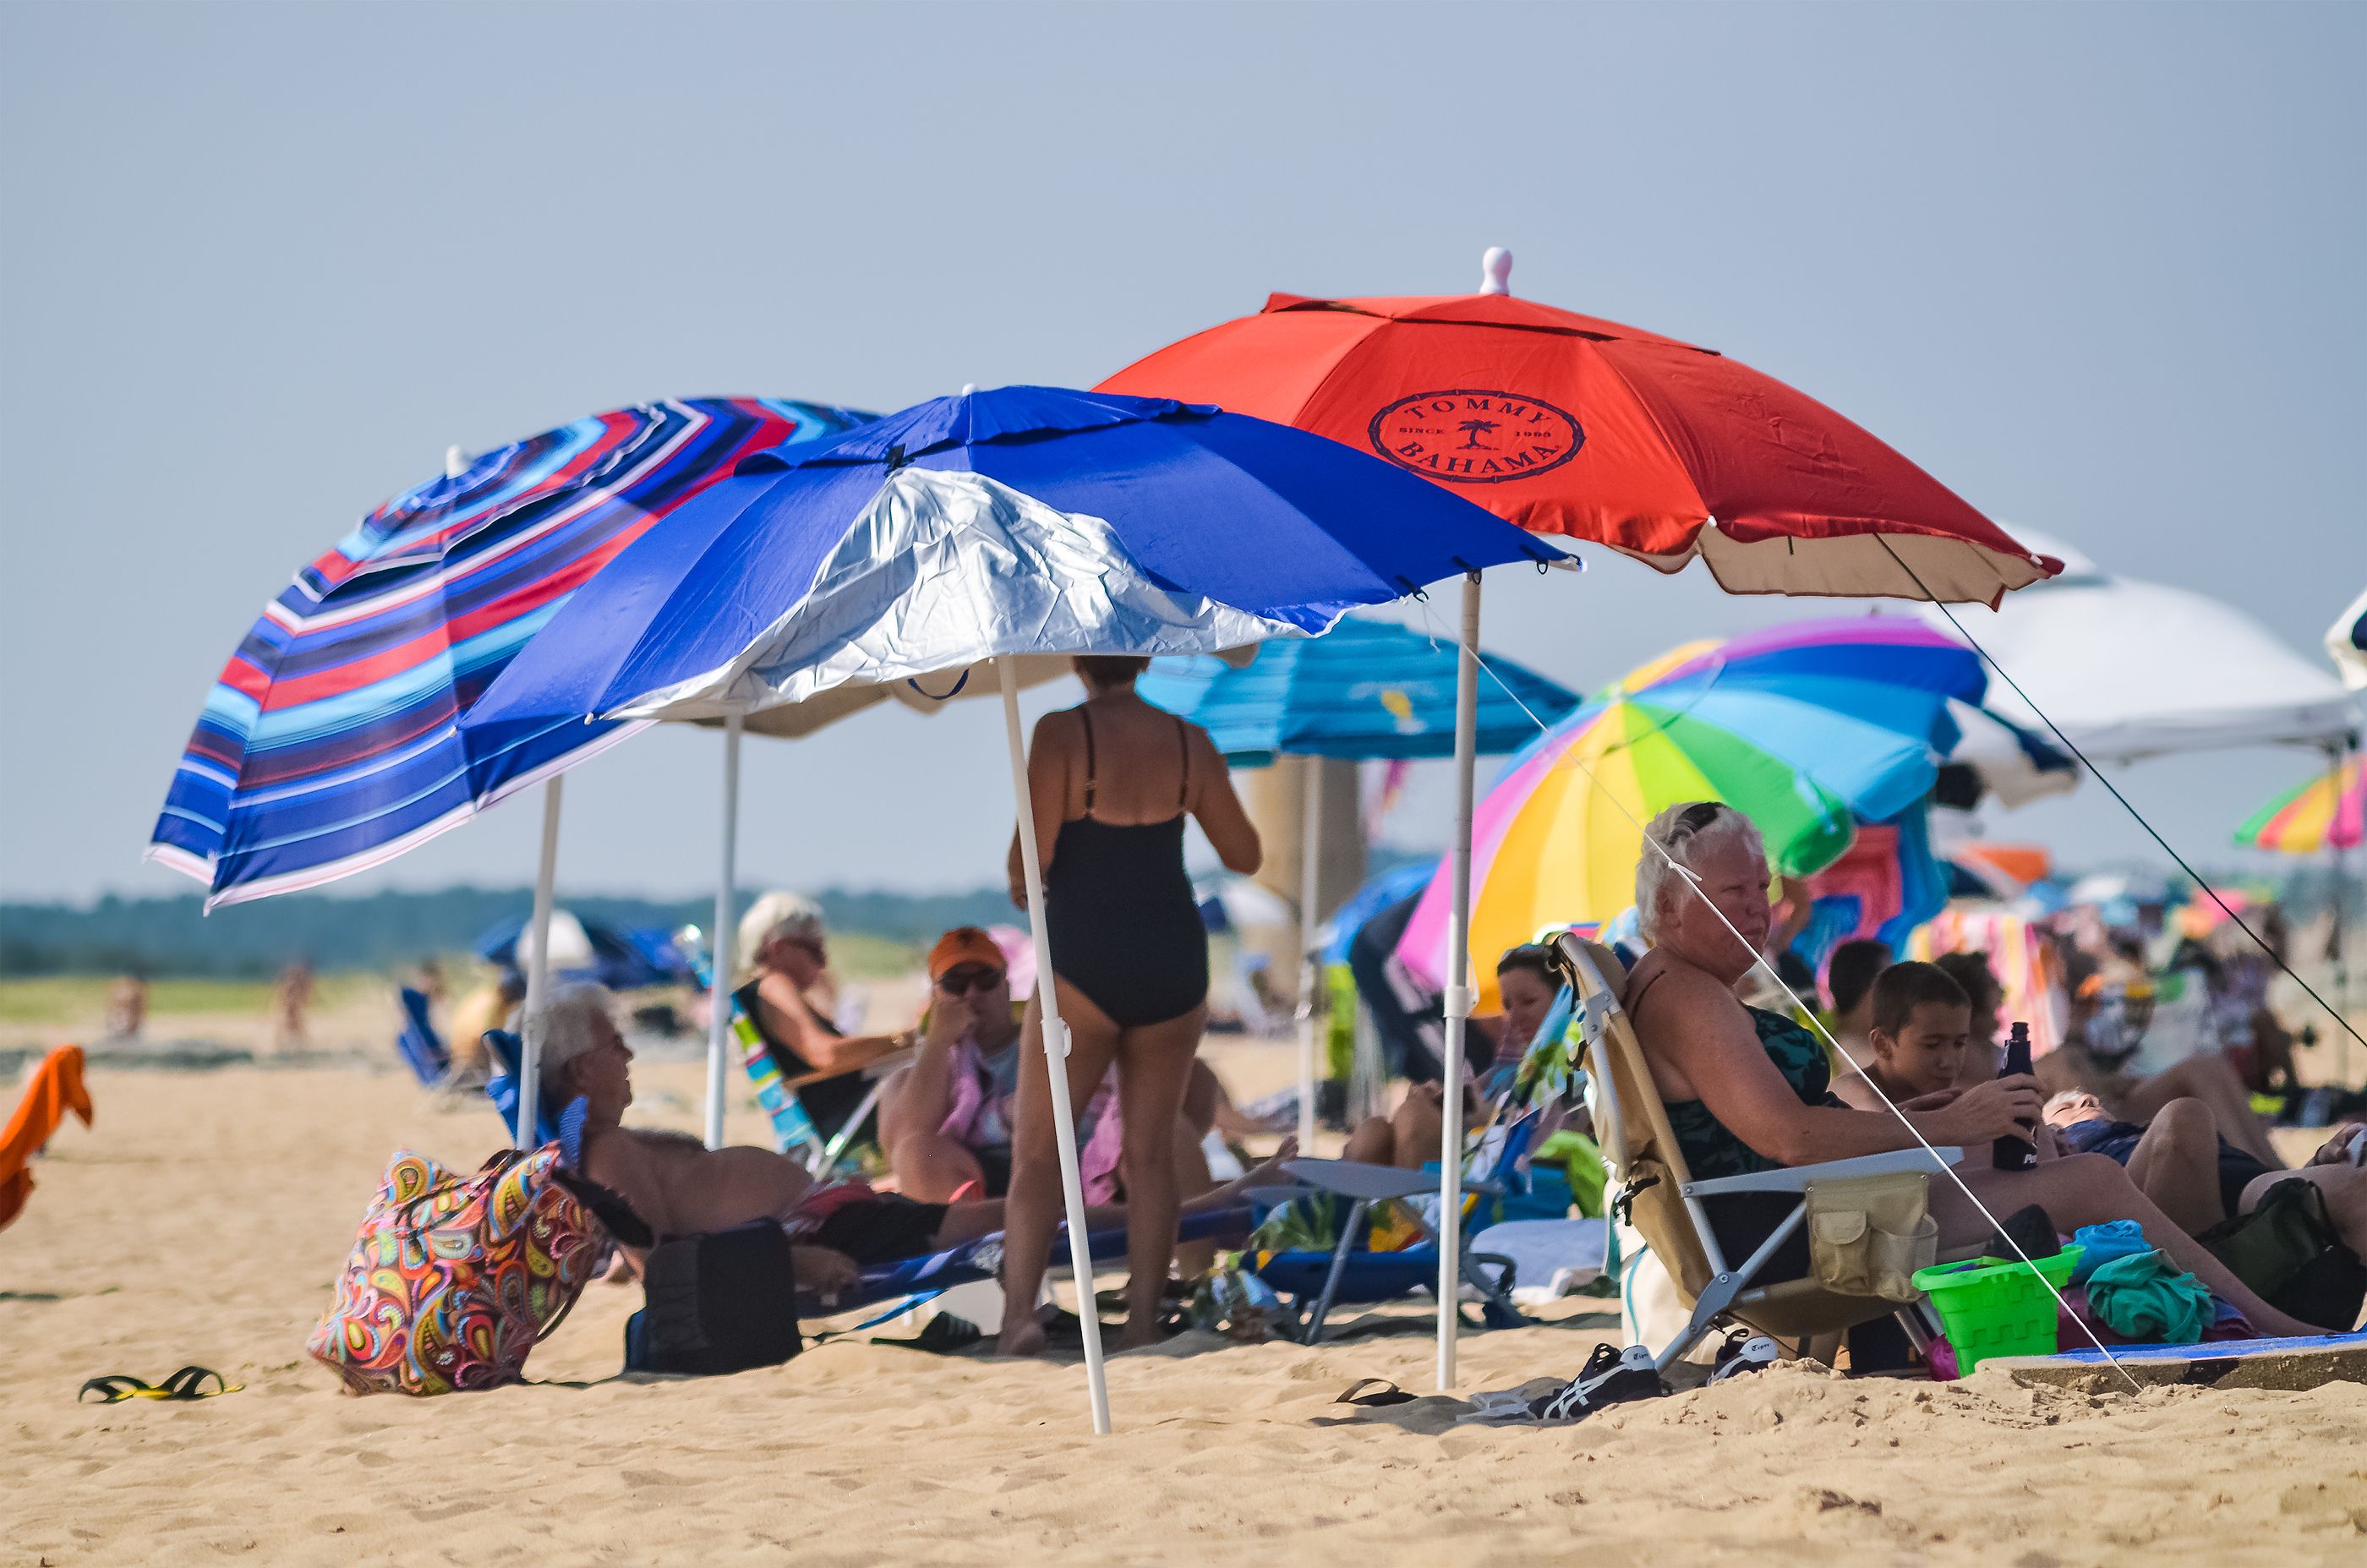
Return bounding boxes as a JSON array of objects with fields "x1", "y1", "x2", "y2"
[{"x1": 308, "y1": 1145, "x2": 606, "y2": 1395}]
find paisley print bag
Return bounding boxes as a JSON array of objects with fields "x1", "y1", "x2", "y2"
[{"x1": 307, "y1": 1145, "x2": 605, "y2": 1396}]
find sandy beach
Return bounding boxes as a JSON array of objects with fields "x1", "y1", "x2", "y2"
[{"x1": 5, "y1": 1054, "x2": 2364, "y2": 1567}]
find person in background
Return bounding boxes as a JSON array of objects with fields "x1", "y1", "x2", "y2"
[
  {"x1": 1932, "y1": 949, "x2": 2007, "y2": 1085},
  {"x1": 879, "y1": 926, "x2": 1049, "y2": 1202},
  {"x1": 270, "y1": 960, "x2": 314, "y2": 1054},
  {"x1": 998, "y1": 654, "x2": 1261, "y2": 1356},
  {"x1": 2035, "y1": 938, "x2": 2283, "y2": 1169},
  {"x1": 103, "y1": 974, "x2": 147, "y2": 1041},
  {"x1": 446, "y1": 970, "x2": 526, "y2": 1079},
  {"x1": 1341, "y1": 944, "x2": 1563, "y2": 1168},
  {"x1": 1833, "y1": 962, "x2": 1973, "y2": 1112},
  {"x1": 1820, "y1": 938, "x2": 1891, "y2": 1072},
  {"x1": 739, "y1": 899, "x2": 918, "y2": 1154}
]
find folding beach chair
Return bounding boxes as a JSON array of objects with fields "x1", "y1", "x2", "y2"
[
  {"x1": 481, "y1": 1029, "x2": 567, "y2": 1149},
  {"x1": 394, "y1": 986, "x2": 451, "y2": 1088},
  {"x1": 1247, "y1": 1112, "x2": 1545, "y2": 1344},
  {"x1": 1550, "y1": 932, "x2": 1962, "y2": 1371}
]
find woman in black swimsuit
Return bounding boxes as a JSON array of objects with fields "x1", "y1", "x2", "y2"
[{"x1": 997, "y1": 655, "x2": 1262, "y2": 1354}]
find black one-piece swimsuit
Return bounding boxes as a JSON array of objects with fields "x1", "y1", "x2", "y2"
[{"x1": 1041, "y1": 709, "x2": 1209, "y2": 1029}]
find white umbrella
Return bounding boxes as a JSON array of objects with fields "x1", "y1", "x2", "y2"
[{"x1": 1918, "y1": 530, "x2": 2359, "y2": 762}]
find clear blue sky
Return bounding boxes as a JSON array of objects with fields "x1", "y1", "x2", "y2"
[{"x1": 3, "y1": 2, "x2": 2360, "y2": 907}]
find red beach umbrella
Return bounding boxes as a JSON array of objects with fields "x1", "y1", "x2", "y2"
[{"x1": 1100, "y1": 249, "x2": 2057, "y2": 606}]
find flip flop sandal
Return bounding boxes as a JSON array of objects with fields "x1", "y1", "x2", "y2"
[
  {"x1": 1453, "y1": 1387, "x2": 1543, "y2": 1424},
  {"x1": 79, "y1": 1367, "x2": 242, "y2": 1404},
  {"x1": 1335, "y1": 1378, "x2": 1417, "y2": 1407}
]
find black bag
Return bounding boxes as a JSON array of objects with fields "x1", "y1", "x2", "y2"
[
  {"x1": 625, "y1": 1223, "x2": 804, "y2": 1376},
  {"x1": 2200, "y1": 1177, "x2": 2367, "y2": 1332}
]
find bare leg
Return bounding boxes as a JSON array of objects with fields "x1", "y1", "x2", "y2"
[
  {"x1": 883, "y1": 1129, "x2": 992, "y2": 1203},
  {"x1": 1940, "y1": 1152, "x2": 2321, "y2": 1337},
  {"x1": 932, "y1": 1138, "x2": 1300, "y2": 1248},
  {"x1": 2122, "y1": 1097, "x2": 2225, "y2": 1233},
  {"x1": 2124, "y1": 1054, "x2": 2282, "y2": 1168},
  {"x1": 1111, "y1": 1007, "x2": 1208, "y2": 1349},
  {"x1": 996, "y1": 981, "x2": 1123, "y2": 1357},
  {"x1": 1387, "y1": 1086, "x2": 1446, "y2": 1171},
  {"x1": 1342, "y1": 1115, "x2": 1398, "y2": 1165},
  {"x1": 1171, "y1": 1112, "x2": 1219, "y2": 1276}
]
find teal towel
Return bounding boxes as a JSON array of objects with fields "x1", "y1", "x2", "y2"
[
  {"x1": 2085, "y1": 1248, "x2": 2212, "y2": 1345},
  {"x1": 2069, "y1": 1220, "x2": 2150, "y2": 1286}
]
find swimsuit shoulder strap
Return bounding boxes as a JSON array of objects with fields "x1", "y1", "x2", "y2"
[
  {"x1": 1175, "y1": 716, "x2": 1189, "y2": 811},
  {"x1": 1079, "y1": 706, "x2": 1097, "y2": 819}
]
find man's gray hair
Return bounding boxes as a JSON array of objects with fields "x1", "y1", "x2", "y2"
[
  {"x1": 524, "y1": 981, "x2": 619, "y2": 1095},
  {"x1": 1633, "y1": 801, "x2": 1768, "y2": 943}
]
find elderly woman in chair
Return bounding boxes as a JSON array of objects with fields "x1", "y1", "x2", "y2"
[{"x1": 1618, "y1": 800, "x2": 2321, "y2": 1340}]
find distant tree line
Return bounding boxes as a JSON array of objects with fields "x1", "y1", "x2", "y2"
[{"x1": 0, "y1": 885, "x2": 1015, "y2": 978}]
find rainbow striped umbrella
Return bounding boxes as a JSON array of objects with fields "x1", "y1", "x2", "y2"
[
  {"x1": 2235, "y1": 757, "x2": 2364, "y2": 854},
  {"x1": 1398, "y1": 617, "x2": 1981, "y2": 1007},
  {"x1": 150, "y1": 396, "x2": 873, "y2": 909}
]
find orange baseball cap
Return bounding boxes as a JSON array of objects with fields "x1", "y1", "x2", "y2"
[{"x1": 928, "y1": 926, "x2": 1006, "y2": 981}]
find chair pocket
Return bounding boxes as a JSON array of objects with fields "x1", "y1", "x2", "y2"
[{"x1": 1806, "y1": 1174, "x2": 1933, "y2": 1302}]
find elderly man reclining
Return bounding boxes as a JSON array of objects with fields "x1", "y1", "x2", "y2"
[{"x1": 530, "y1": 983, "x2": 1288, "y2": 1308}]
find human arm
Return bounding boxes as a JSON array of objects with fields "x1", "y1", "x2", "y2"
[
  {"x1": 1646, "y1": 966, "x2": 2041, "y2": 1167},
  {"x1": 752, "y1": 973, "x2": 912, "y2": 1077},
  {"x1": 880, "y1": 996, "x2": 972, "y2": 1139},
  {"x1": 1186, "y1": 726, "x2": 1261, "y2": 875},
  {"x1": 1008, "y1": 711, "x2": 1074, "y2": 906}
]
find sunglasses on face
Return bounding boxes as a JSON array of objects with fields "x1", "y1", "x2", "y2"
[{"x1": 936, "y1": 966, "x2": 1005, "y2": 997}]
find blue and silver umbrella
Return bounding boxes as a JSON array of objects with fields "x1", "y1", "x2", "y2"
[{"x1": 466, "y1": 385, "x2": 1557, "y2": 1433}]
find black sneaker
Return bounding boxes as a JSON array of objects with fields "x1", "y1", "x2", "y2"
[
  {"x1": 1708, "y1": 1328, "x2": 1781, "y2": 1383},
  {"x1": 1526, "y1": 1342, "x2": 1668, "y2": 1422}
]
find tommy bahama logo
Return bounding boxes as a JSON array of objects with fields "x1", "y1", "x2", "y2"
[{"x1": 1367, "y1": 390, "x2": 1583, "y2": 484}]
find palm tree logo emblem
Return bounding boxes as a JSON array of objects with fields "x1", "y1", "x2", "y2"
[{"x1": 1368, "y1": 389, "x2": 1585, "y2": 484}]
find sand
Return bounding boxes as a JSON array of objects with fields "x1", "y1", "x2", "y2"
[{"x1": 7, "y1": 1056, "x2": 2367, "y2": 1567}]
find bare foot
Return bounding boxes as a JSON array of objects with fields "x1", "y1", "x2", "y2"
[
  {"x1": 1210, "y1": 1137, "x2": 1298, "y2": 1203},
  {"x1": 996, "y1": 1309, "x2": 1050, "y2": 1358}
]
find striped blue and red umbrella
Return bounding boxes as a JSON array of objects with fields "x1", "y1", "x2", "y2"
[{"x1": 150, "y1": 396, "x2": 874, "y2": 909}]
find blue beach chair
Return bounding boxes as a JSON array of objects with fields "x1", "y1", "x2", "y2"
[
  {"x1": 395, "y1": 986, "x2": 451, "y2": 1087},
  {"x1": 482, "y1": 1028, "x2": 567, "y2": 1149},
  {"x1": 1249, "y1": 1112, "x2": 1548, "y2": 1344}
]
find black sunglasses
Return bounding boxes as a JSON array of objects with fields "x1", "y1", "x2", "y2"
[
  {"x1": 936, "y1": 966, "x2": 1005, "y2": 997},
  {"x1": 1664, "y1": 801, "x2": 1726, "y2": 843}
]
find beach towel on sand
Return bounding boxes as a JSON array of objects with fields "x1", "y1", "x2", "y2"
[
  {"x1": 308, "y1": 1146, "x2": 607, "y2": 1395},
  {"x1": 1, "y1": 1045, "x2": 93, "y2": 1231}
]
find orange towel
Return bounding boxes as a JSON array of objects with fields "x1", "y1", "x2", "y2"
[{"x1": 0, "y1": 1044, "x2": 93, "y2": 1231}]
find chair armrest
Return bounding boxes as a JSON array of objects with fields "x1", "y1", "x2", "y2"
[
  {"x1": 1682, "y1": 1146, "x2": 1965, "y2": 1198},
  {"x1": 1283, "y1": 1159, "x2": 1503, "y2": 1200}
]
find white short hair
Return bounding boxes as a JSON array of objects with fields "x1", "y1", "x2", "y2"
[
  {"x1": 525, "y1": 981, "x2": 618, "y2": 1096},
  {"x1": 1634, "y1": 801, "x2": 1768, "y2": 943},
  {"x1": 736, "y1": 891, "x2": 825, "y2": 977}
]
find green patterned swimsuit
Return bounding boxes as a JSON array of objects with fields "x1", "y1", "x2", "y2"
[{"x1": 1661, "y1": 1005, "x2": 1845, "y2": 1180}]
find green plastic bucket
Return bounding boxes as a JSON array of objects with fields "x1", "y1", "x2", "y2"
[{"x1": 1911, "y1": 1246, "x2": 2084, "y2": 1374}]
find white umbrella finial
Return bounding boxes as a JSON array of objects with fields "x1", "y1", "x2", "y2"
[
  {"x1": 1479, "y1": 247, "x2": 1512, "y2": 296},
  {"x1": 445, "y1": 445, "x2": 468, "y2": 478},
  {"x1": 959, "y1": 384, "x2": 978, "y2": 396}
]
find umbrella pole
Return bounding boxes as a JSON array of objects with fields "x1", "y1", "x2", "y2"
[
  {"x1": 1436, "y1": 570, "x2": 1482, "y2": 1390},
  {"x1": 705, "y1": 712, "x2": 743, "y2": 1150},
  {"x1": 1298, "y1": 755, "x2": 1324, "y2": 1150},
  {"x1": 517, "y1": 776, "x2": 563, "y2": 1151},
  {"x1": 1000, "y1": 658, "x2": 1113, "y2": 1435}
]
